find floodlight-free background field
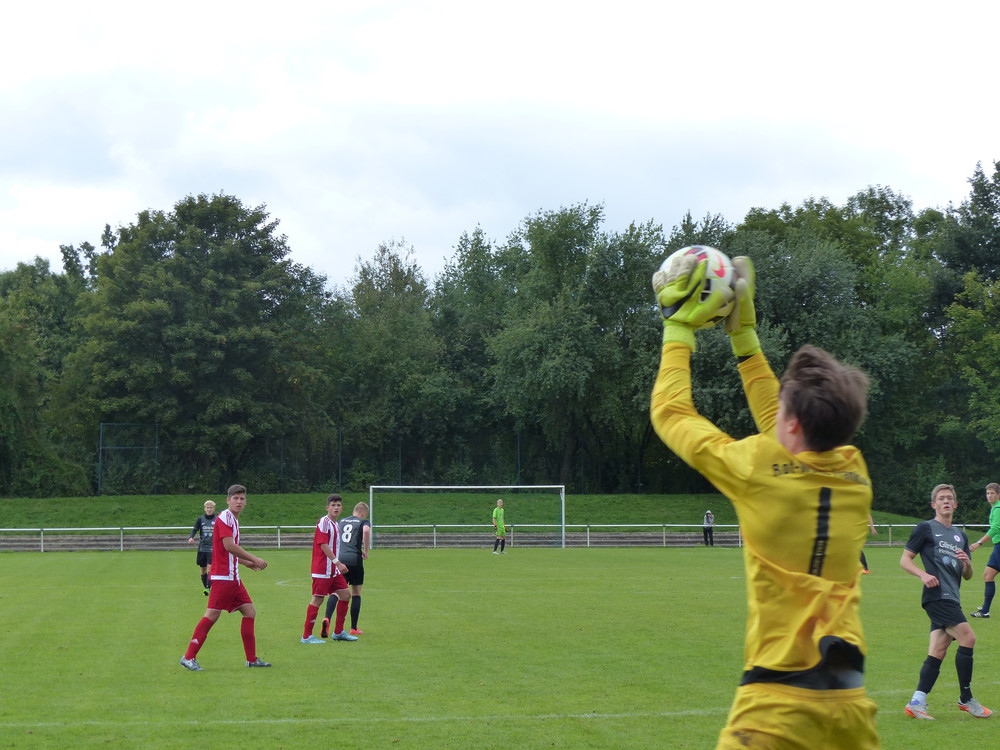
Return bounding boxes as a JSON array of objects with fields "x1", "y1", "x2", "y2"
[{"x1": 1, "y1": 546, "x2": 998, "y2": 748}]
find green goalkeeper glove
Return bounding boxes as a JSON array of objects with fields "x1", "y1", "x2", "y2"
[
  {"x1": 652, "y1": 253, "x2": 735, "y2": 350},
  {"x1": 724, "y1": 256, "x2": 761, "y2": 358}
]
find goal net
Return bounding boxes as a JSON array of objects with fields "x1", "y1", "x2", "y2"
[{"x1": 368, "y1": 485, "x2": 566, "y2": 549}]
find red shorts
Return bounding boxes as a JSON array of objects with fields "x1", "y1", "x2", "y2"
[
  {"x1": 312, "y1": 572, "x2": 348, "y2": 597},
  {"x1": 207, "y1": 579, "x2": 253, "y2": 612}
]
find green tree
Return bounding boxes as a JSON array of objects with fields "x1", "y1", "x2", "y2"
[
  {"x1": 431, "y1": 227, "x2": 518, "y2": 482},
  {"x1": 938, "y1": 161, "x2": 1000, "y2": 279},
  {"x1": 0, "y1": 260, "x2": 90, "y2": 495},
  {"x1": 731, "y1": 196, "x2": 937, "y2": 514},
  {"x1": 486, "y1": 204, "x2": 666, "y2": 489},
  {"x1": 331, "y1": 239, "x2": 450, "y2": 486},
  {"x1": 73, "y1": 193, "x2": 328, "y2": 491}
]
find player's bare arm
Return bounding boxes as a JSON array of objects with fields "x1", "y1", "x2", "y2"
[
  {"x1": 223, "y1": 536, "x2": 267, "y2": 571},
  {"x1": 900, "y1": 548, "x2": 938, "y2": 588},
  {"x1": 321, "y1": 542, "x2": 346, "y2": 573}
]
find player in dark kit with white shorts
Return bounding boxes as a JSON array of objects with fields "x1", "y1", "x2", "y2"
[{"x1": 324, "y1": 502, "x2": 371, "y2": 637}]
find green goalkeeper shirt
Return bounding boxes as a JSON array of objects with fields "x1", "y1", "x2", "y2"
[
  {"x1": 492, "y1": 506, "x2": 505, "y2": 532},
  {"x1": 988, "y1": 502, "x2": 1000, "y2": 544}
]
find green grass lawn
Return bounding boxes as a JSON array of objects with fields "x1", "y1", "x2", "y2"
[{"x1": 1, "y1": 545, "x2": 998, "y2": 748}]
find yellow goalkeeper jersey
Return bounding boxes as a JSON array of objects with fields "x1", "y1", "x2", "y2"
[{"x1": 651, "y1": 344, "x2": 872, "y2": 676}]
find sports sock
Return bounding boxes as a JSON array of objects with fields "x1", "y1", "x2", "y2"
[
  {"x1": 351, "y1": 596, "x2": 362, "y2": 629},
  {"x1": 982, "y1": 580, "x2": 996, "y2": 613},
  {"x1": 500, "y1": 538, "x2": 506, "y2": 552},
  {"x1": 335, "y1": 598, "x2": 349, "y2": 633},
  {"x1": 185, "y1": 617, "x2": 214, "y2": 659},
  {"x1": 956, "y1": 646, "x2": 974, "y2": 703},
  {"x1": 494, "y1": 539, "x2": 499, "y2": 551},
  {"x1": 325, "y1": 595, "x2": 337, "y2": 620},
  {"x1": 304, "y1": 604, "x2": 319, "y2": 639},
  {"x1": 860, "y1": 552, "x2": 868, "y2": 571},
  {"x1": 241, "y1": 616, "x2": 256, "y2": 661},
  {"x1": 916, "y1": 655, "x2": 942, "y2": 694},
  {"x1": 201, "y1": 573, "x2": 209, "y2": 588}
]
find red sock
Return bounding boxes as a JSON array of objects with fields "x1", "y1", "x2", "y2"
[
  {"x1": 241, "y1": 617, "x2": 256, "y2": 662},
  {"x1": 185, "y1": 617, "x2": 214, "y2": 660},
  {"x1": 304, "y1": 604, "x2": 319, "y2": 639},
  {"x1": 335, "y1": 598, "x2": 349, "y2": 633}
]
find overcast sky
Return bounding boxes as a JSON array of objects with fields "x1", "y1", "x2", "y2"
[{"x1": 2, "y1": 1, "x2": 997, "y2": 289}]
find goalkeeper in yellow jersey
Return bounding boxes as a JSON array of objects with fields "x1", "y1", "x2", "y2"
[{"x1": 649, "y1": 252, "x2": 879, "y2": 749}]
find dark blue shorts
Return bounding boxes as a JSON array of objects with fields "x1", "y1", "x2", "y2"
[
  {"x1": 986, "y1": 543, "x2": 1000, "y2": 572},
  {"x1": 923, "y1": 599, "x2": 967, "y2": 631}
]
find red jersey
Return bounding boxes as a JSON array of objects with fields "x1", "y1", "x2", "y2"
[
  {"x1": 311, "y1": 515, "x2": 339, "y2": 579},
  {"x1": 210, "y1": 508, "x2": 241, "y2": 582}
]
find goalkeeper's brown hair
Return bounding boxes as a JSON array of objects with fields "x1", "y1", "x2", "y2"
[{"x1": 779, "y1": 345, "x2": 870, "y2": 452}]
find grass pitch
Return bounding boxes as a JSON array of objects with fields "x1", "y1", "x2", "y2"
[{"x1": 1, "y1": 546, "x2": 997, "y2": 748}]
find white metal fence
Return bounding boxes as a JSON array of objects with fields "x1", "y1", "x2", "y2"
[{"x1": 1, "y1": 523, "x2": 983, "y2": 552}]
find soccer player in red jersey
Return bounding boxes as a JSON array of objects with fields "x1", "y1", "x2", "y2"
[
  {"x1": 302, "y1": 494, "x2": 357, "y2": 643},
  {"x1": 180, "y1": 484, "x2": 271, "y2": 670}
]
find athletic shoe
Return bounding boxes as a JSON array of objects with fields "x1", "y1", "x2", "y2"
[
  {"x1": 862, "y1": 569, "x2": 871, "y2": 575},
  {"x1": 349, "y1": 629, "x2": 364, "y2": 636},
  {"x1": 905, "y1": 701, "x2": 934, "y2": 720},
  {"x1": 247, "y1": 658, "x2": 272, "y2": 667},
  {"x1": 320, "y1": 617, "x2": 331, "y2": 638},
  {"x1": 959, "y1": 698, "x2": 993, "y2": 718},
  {"x1": 301, "y1": 635, "x2": 325, "y2": 644},
  {"x1": 492, "y1": 551, "x2": 499, "y2": 554},
  {"x1": 180, "y1": 657, "x2": 204, "y2": 671},
  {"x1": 203, "y1": 587, "x2": 210, "y2": 596},
  {"x1": 331, "y1": 631, "x2": 358, "y2": 641},
  {"x1": 971, "y1": 610, "x2": 990, "y2": 618}
]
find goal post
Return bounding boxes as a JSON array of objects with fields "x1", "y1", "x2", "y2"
[{"x1": 368, "y1": 485, "x2": 567, "y2": 549}]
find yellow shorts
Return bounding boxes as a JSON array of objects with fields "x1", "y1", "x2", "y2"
[{"x1": 717, "y1": 682, "x2": 879, "y2": 750}]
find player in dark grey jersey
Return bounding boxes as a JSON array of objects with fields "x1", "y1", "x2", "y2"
[
  {"x1": 900, "y1": 484, "x2": 992, "y2": 720},
  {"x1": 322, "y1": 502, "x2": 371, "y2": 637},
  {"x1": 187, "y1": 500, "x2": 217, "y2": 595}
]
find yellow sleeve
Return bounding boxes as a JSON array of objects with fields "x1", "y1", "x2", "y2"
[
  {"x1": 650, "y1": 343, "x2": 777, "y2": 491},
  {"x1": 738, "y1": 352, "x2": 780, "y2": 436}
]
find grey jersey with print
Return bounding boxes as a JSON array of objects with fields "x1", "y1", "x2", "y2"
[
  {"x1": 191, "y1": 514, "x2": 216, "y2": 554},
  {"x1": 905, "y1": 519, "x2": 970, "y2": 606},
  {"x1": 338, "y1": 515, "x2": 370, "y2": 567}
]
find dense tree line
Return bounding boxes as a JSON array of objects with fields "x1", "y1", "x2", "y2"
[{"x1": 2, "y1": 162, "x2": 999, "y2": 518}]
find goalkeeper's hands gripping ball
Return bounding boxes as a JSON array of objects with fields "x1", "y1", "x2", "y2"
[
  {"x1": 652, "y1": 253, "x2": 735, "y2": 351},
  {"x1": 724, "y1": 256, "x2": 761, "y2": 358}
]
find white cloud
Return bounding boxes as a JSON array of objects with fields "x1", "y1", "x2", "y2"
[{"x1": 2, "y1": 0, "x2": 998, "y2": 287}]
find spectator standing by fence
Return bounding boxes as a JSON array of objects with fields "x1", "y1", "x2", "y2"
[{"x1": 703, "y1": 510, "x2": 715, "y2": 546}]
